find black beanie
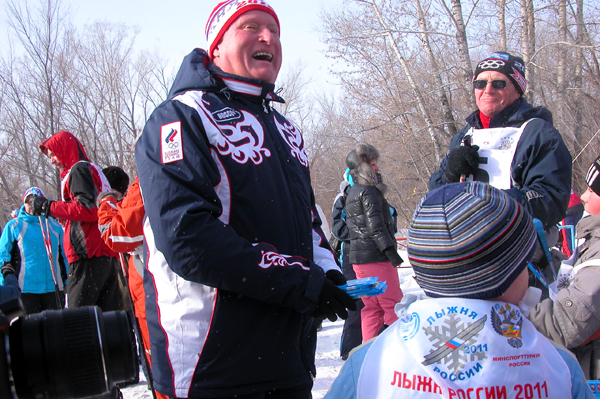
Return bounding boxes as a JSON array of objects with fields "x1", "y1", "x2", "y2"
[
  {"x1": 102, "y1": 166, "x2": 130, "y2": 195},
  {"x1": 586, "y1": 156, "x2": 600, "y2": 196},
  {"x1": 474, "y1": 51, "x2": 527, "y2": 95}
]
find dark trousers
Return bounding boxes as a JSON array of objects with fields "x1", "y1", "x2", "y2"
[
  {"x1": 340, "y1": 261, "x2": 363, "y2": 358},
  {"x1": 67, "y1": 256, "x2": 122, "y2": 312},
  {"x1": 340, "y1": 303, "x2": 363, "y2": 358},
  {"x1": 177, "y1": 381, "x2": 313, "y2": 399},
  {"x1": 21, "y1": 292, "x2": 64, "y2": 314}
]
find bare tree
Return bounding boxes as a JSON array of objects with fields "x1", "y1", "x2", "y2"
[{"x1": 0, "y1": 0, "x2": 173, "y2": 223}]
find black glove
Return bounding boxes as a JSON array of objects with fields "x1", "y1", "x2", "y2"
[
  {"x1": 384, "y1": 247, "x2": 404, "y2": 267},
  {"x1": 1, "y1": 262, "x2": 17, "y2": 278},
  {"x1": 445, "y1": 136, "x2": 480, "y2": 183},
  {"x1": 29, "y1": 196, "x2": 52, "y2": 216},
  {"x1": 312, "y1": 271, "x2": 357, "y2": 322},
  {"x1": 325, "y1": 269, "x2": 347, "y2": 285}
]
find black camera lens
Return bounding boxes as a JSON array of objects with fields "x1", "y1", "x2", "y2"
[{"x1": 6, "y1": 306, "x2": 138, "y2": 399}]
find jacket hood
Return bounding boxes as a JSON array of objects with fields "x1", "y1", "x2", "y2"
[
  {"x1": 467, "y1": 97, "x2": 554, "y2": 128},
  {"x1": 576, "y1": 214, "x2": 600, "y2": 241},
  {"x1": 39, "y1": 131, "x2": 88, "y2": 177},
  {"x1": 347, "y1": 144, "x2": 387, "y2": 194},
  {"x1": 18, "y1": 205, "x2": 39, "y2": 224},
  {"x1": 168, "y1": 49, "x2": 284, "y2": 103}
]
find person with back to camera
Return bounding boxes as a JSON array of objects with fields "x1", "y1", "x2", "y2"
[
  {"x1": 0, "y1": 187, "x2": 67, "y2": 313},
  {"x1": 325, "y1": 181, "x2": 594, "y2": 399},
  {"x1": 529, "y1": 155, "x2": 600, "y2": 380},
  {"x1": 97, "y1": 166, "x2": 170, "y2": 399},
  {"x1": 134, "y1": 1, "x2": 356, "y2": 397},
  {"x1": 344, "y1": 143, "x2": 404, "y2": 343},
  {"x1": 331, "y1": 170, "x2": 364, "y2": 360},
  {"x1": 429, "y1": 51, "x2": 571, "y2": 240}
]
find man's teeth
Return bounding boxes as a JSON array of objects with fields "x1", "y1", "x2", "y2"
[{"x1": 253, "y1": 52, "x2": 272, "y2": 61}]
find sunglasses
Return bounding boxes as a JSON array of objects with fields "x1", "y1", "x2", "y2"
[{"x1": 473, "y1": 79, "x2": 508, "y2": 90}]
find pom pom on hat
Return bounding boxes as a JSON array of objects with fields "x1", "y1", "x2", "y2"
[
  {"x1": 205, "y1": 0, "x2": 279, "y2": 59},
  {"x1": 474, "y1": 51, "x2": 527, "y2": 95},
  {"x1": 586, "y1": 155, "x2": 600, "y2": 196},
  {"x1": 407, "y1": 182, "x2": 537, "y2": 300}
]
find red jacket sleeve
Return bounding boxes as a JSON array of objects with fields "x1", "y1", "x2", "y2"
[{"x1": 98, "y1": 178, "x2": 145, "y2": 253}]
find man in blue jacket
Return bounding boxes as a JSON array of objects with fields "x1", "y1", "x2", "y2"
[
  {"x1": 0, "y1": 187, "x2": 67, "y2": 313},
  {"x1": 135, "y1": 1, "x2": 355, "y2": 398},
  {"x1": 429, "y1": 51, "x2": 571, "y2": 232}
]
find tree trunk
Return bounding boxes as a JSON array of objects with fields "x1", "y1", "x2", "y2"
[
  {"x1": 520, "y1": 0, "x2": 536, "y2": 103},
  {"x1": 498, "y1": 0, "x2": 507, "y2": 51},
  {"x1": 413, "y1": 0, "x2": 458, "y2": 137},
  {"x1": 450, "y1": 0, "x2": 476, "y2": 110},
  {"x1": 572, "y1": 0, "x2": 585, "y2": 192},
  {"x1": 364, "y1": 0, "x2": 443, "y2": 162}
]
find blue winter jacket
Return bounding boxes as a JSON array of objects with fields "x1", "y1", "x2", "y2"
[
  {"x1": 429, "y1": 97, "x2": 571, "y2": 229},
  {"x1": 0, "y1": 206, "x2": 68, "y2": 293}
]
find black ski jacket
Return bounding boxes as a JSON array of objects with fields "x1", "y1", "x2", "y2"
[{"x1": 136, "y1": 49, "x2": 338, "y2": 398}]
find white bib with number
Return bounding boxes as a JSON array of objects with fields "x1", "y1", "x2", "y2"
[{"x1": 464, "y1": 119, "x2": 535, "y2": 190}]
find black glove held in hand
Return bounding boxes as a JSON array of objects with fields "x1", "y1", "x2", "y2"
[
  {"x1": 29, "y1": 196, "x2": 52, "y2": 216},
  {"x1": 312, "y1": 276, "x2": 357, "y2": 322},
  {"x1": 384, "y1": 247, "x2": 403, "y2": 267},
  {"x1": 445, "y1": 137, "x2": 480, "y2": 183},
  {"x1": 1, "y1": 262, "x2": 17, "y2": 278},
  {"x1": 325, "y1": 269, "x2": 347, "y2": 285}
]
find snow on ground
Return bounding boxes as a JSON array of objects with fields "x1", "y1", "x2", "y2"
[
  {"x1": 121, "y1": 318, "x2": 347, "y2": 399},
  {"x1": 123, "y1": 253, "x2": 417, "y2": 398}
]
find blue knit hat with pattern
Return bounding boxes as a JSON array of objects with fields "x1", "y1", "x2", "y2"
[{"x1": 407, "y1": 182, "x2": 537, "y2": 299}]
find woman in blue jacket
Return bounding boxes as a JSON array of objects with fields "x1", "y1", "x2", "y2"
[{"x1": 0, "y1": 188, "x2": 68, "y2": 313}]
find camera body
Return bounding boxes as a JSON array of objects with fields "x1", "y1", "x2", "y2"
[{"x1": 0, "y1": 299, "x2": 138, "y2": 399}]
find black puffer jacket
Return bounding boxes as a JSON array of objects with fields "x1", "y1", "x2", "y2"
[{"x1": 345, "y1": 183, "x2": 402, "y2": 266}]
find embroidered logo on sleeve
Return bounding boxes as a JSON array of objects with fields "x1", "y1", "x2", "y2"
[{"x1": 161, "y1": 122, "x2": 183, "y2": 164}]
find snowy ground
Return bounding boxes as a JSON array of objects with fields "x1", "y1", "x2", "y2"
[
  {"x1": 121, "y1": 318, "x2": 346, "y2": 399},
  {"x1": 123, "y1": 253, "x2": 418, "y2": 398}
]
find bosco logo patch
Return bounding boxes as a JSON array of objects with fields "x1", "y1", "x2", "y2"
[
  {"x1": 212, "y1": 107, "x2": 241, "y2": 122},
  {"x1": 161, "y1": 121, "x2": 183, "y2": 164}
]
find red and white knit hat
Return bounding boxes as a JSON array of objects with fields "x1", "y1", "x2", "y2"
[{"x1": 205, "y1": 0, "x2": 280, "y2": 59}]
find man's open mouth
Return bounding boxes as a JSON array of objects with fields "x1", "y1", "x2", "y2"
[{"x1": 252, "y1": 52, "x2": 273, "y2": 61}]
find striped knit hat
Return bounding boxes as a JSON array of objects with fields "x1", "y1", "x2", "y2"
[
  {"x1": 586, "y1": 155, "x2": 600, "y2": 196},
  {"x1": 205, "y1": 0, "x2": 279, "y2": 59},
  {"x1": 408, "y1": 182, "x2": 537, "y2": 299}
]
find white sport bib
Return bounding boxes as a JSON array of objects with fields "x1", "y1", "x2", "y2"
[
  {"x1": 464, "y1": 119, "x2": 535, "y2": 190},
  {"x1": 356, "y1": 298, "x2": 572, "y2": 398}
]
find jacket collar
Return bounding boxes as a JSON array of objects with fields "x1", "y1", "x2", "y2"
[
  {"x1": 18, "y1": 205, "x2": 39, "y2": 223},
  {"x1": 576, "y1": 214, "x2": 600, "y2": 240},
  {"x1": 466, "y1": 97, "x2": 528, "y2": 129},
  {"x1": 211, "y1": 67, "x2": 284, "y2": 103},
  {"x1": 168, "y1": 49, "x2": 284, "y2": 104}
]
